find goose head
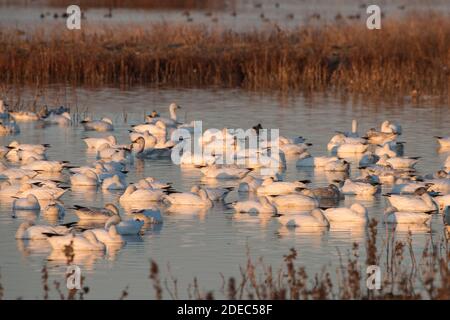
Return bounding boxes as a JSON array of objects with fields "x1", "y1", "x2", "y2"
[
  {"x1": 107, "y1": 224, "x2": 121, "y2": 238},
  {"x1": 84, "y1": 170, "x2": 99, "y2": 181},
  {"x1": 384, "y1": 206, "x2": 398, "y2": 216},
  {"x1": 311, "y1": 209, "x2": 329, "y2": 226},
  {"x1": 413, "y1": 187, "x2": 428, "y2": 196},
  {"x1": 60, "y1": 112, "x2": 71, "y2": 120},
  {"x1": 191, "y1": 185, "x2": 201, "y2": 194},
  {"x1": 26, "y1": 194, "x2": 39, "y2": 204},
  {"x1": 301, "y1": 188, "x2": 316, "y2": 198},
  {"x1": 328, "y1": 184, "x2": 340, "y2": 193},
  {"x1": 198, "y1": 189, "x2": 210, "y2": 201},
  {"x1": 350, "y1": 203, "x2": 368, "y2": 218},
  {"x1": 105, "y1": 214, "x2": 121, "y2": 230},
  {"x1": 124, "y1": 184, "x2": 137, "y2": 195},
  {"x1": 261, "y1": 176, "x2": 274, "y2": 186},
  {"x1": 106, "y1": 135, "x2": 117, "y2": 145},
  {"x1": 169, "y1": 103, "x2": 180, "y2": 120},
  {"x1": 105, "y1": 203, "x2": 120, "y2": 215},
  {"x1": 101, "y1": 117, "x2": 113, "y2": 125},
  {"x1": 18, "y1": 220, "x2": 34, "y2": 231},
  {"x1": 131, "y1": 137, "x2": 146, "y2": 153},
  {"x1": 259, "y1": 196, "x2": 277, "y2": 211},
  {"x1": 8, "y1": 140, "x2": 20, "y2": 149},
  {"x1": 83, "y1": 230, "x2": 105, "y2": 248}
]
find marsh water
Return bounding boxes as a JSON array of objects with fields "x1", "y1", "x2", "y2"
[
  {"x1": 2, "y1": 0, "x2": 450, "y2": 31},
  {"x1": 0, "y1": 86, "x2": 449, "y2": 299}
]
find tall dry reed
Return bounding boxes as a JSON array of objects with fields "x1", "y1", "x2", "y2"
[{"x1": 0, "y1": 12, "x2": 449, "y2": 97}]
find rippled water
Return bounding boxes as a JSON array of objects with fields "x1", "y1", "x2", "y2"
[{"x1": 0, "y1": 87, "x2": 449, "y2": 299}]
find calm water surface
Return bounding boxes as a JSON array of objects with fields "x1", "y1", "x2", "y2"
[
  {"x1": 0, "y1": 87, "x2": 449, "y2": 299},
  {"x1": 1, "y1": 0, "x2": 450, "y2": 31}
]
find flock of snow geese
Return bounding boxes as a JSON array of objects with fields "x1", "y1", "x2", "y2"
[{"x1": 1, "y1": 99, "x2": 450, "y2": 254}]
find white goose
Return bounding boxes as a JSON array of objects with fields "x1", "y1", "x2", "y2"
[
  {"x1": 18, "y1": 150, "x2": 47, "y2": 163},
  {"x1": 231, "y1": 196, "x2": 277, "y2": 214},
  {"x1": 7, "y1": 141, "x2": 49, "y2": 154},
  {"x1": 278, "y1": 209, "x2": 330, "y2": 227},
  {"x1": 0, "y1": 100, "x2": 8, "y2": 118},
  {"x1": 238, "y1": 175, "x2": 264, "y2": 193},
  {"x1": 9, "y1": 111, "x2": 40, "y2": 122},
  {"x1": 104, "y1": 215, "x2": 145, "y2": 235},
  {"x1": 47, "y1": 230, "x2": 106, "y2": 251},
  {"x1": 43, "y1": 201, "x2": 65, "y2": 220},
  {"x1": 384, "y1": 206, "x2": 431, "y2": 224},
  {"x1": 385, "y1": 191, "x2": 438, "y2": 213},
  {"x1": 425, "y1": 178, "x2": 450, "y2": 194},
  {"x1": 323, "y1": 159, "x2": 350, "y2": 172},
  {"x1": 268, "y1": 191, "x2": 318, "y2": 211},
  {"x1": 200, "y1": 165, "x2": 251, "y2": 180},
  {"x1": 21, "y1": 160, "x2": 68, "y2": 172},
  {"x1": 70, "y1": 170, "x2": 99, "y2": 186},
  {"x1": 179, "y1": 151, "x2": 216, "y2": 167},
  {"x1": 130, "y1": 209, "x2": 163, "y2": 224},
  {"x1": 0, "y1": 180, "x2": 24, "y2": 197},
  {"x1": 83, "y1": 136, "x2": 117, "y2": 150},
  {"x1": 12, "y1": 194, "x2": 40, "y2": 210},
  {"x1": 88, "y1": 225, "x2": 125, "y2": 245},
  {"x1": 0, "y1": 163, "x2": 37, "y2": 180},
  {"x1": 137, "y1": 177, "x2": 172, "y2": 190},
  {"x1": 256, "y1": 177, "x2": 309, "y2": 196},
  {"x1": 16, "y1": 182, "x2": 67, "y2": 201},
  {"x1": 381, "y1": 120, "x2": 402, "y2": 135},
  {"x1": 43, "y1": 112, "x2": 71, "y2": 125},
  {"x1": 119, "y1": 184, "x2": 165, "y2": 203},
  {"x1": 435, "y1": 194, "x2": 450, "y2": 212},
  {"x1": 81, "y1": 117, "x2": 114, "y2": 132},
  {"x1": 163, "y1": 189, "x2": 212, "y2": 207},
  {"x1": 131, "y1": 121, "x2": 167, "y2": 137},
  {"x1": 296, "y1": 153, "x2": 338, "y2": 168},
  {"x1": 390, "y1": 181, "x2": 431, "y2": 195},
  {"x1": 129, "y1": 131, "x2": 157, "y2": 149},
  {"x1": 378, "y1": 155, "x2": 420, "y2": 170},
  {"x1": 131, "y1": 136, "x2": 172, "y2": 159},
  {"x1": 340, "y1": 179, "x2": 379, "y2": 196},
  {"x1": 191, "y1": 185, "x2": 233, "y2": 201},
  {"x1": 146, "y1": 103, "x2": 181, "y2": 127},
  {"x1": 374, "y1": 143, "x2": 398, "y2": 158},
  {"x1": 15, "y1": 221, "x2": 73, "y2": 239},
  {"x1": 324, "y1": 203, "x2": 368, "y2": 223},
  {"x1": 365, "y1": 128, "x2": 397, "y2": 145},
  {"x1": 445, "y1": 159, "x2": 450, "y2": 173},
  {"x1": 435, "y1": 136, "x2": 450, "y2": 148},
  {"x1": 101, "y1": 174, "x2": 126, "y2": 191},
  {"x1": 279, "y1": 142, "x2": 309, "y2": 155},
  {"x1": 327, "y1": 133, "x2": 366, "y2": 152}
]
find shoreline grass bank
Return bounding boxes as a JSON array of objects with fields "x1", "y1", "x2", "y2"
[{"x1": 1, "y1": 13, "x2": 449, "y2": 97}]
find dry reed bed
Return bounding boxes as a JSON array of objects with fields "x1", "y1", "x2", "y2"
[
  {"x1": 0, "y1": 0, "x2": 234, "y2": 10},
  {"x1": 1, "y1": 12, "x2": 449, "y2": 96}
]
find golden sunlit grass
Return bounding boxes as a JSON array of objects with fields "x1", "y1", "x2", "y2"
[{"x1": 0, "y1": 12, "x2": 449, "y2": 97}]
